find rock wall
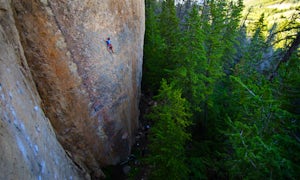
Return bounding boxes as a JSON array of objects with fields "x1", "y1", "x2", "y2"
[
  {"x1": 0, "y1": 0, "x2": 86, "y2": 179},
  {"x1": 1, "y1": 0, "x2": 144, "y2": 179}
]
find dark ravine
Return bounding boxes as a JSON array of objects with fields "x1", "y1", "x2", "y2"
[
  {"x1": 103, "y1": 93, "x2": 154, "y2": 179},
  {"x1": 1, "y1": 0, "x2": 144, "y2": 179}
]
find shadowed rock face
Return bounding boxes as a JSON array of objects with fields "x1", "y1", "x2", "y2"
[
  {"x1": 0, "y1": 1, "x2": 86, "y2": 179},
  {"x1": 0, "y1": 0, "x2": 144, "y2": 178}
]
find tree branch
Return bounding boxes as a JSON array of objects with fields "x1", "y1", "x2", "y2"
[
  {"x1": 271, "y1": 34, "x2": 297, "y2": 46},
  {"x1": 273, "y1": 26, "x2": 300, "y2": 36},
  {"x1": 269, "y1": 31, "x2": 300, "y2": 81}
]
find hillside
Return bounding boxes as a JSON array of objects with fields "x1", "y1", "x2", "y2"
[{"x1": 243, "y1": 0, "x2": 300, "y2": 26}]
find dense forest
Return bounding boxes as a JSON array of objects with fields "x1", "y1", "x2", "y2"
[{"x1": 140, "y1": 0, "x2": 300, "y2": 179}]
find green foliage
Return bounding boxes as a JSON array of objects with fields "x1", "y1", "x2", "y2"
[
  {"x1": 224, "y1": 75, "x2": 298, "y2": 179},
  {"x1": 142, "y1": 0, "x2": 300, "y2": 179},
  {"x1": 239, "y1": 13, "x2": 269, "y2": 78},
  {"x1": 226, "y1": 118, "x2": 289, "y2": 179},
  {"x1": 159, "y1": 0, "x2": 180, "y2": 49},
  {"x1": 277, "y1": 51, "x2": 300, "y2": 116},
  {"x1": 220, "y1": 8, "x2": 300, "y2": 176},
  {"x1": 188, "y1": 157, "x2": 208, "y2": 180},
  {"x1": 197, "y1": 0, "x2": 244, "y2": 119},
  {"x1": 159, "y1": 0, "x2": 181, "y2": 75},
  {"x1": 222, "y1": 0, "x2": 244, "y2": 73},
  {"x1": 171, "y1": 5, "x2": 207, "y2": 113},
  {"x1": 142, "y1": 0, "x2": 166, "y2": 91},
  {"x1": 275, "y1": 51, "x2": 300, "y2": 177},
  {"x1": 146, "y1": 79, "x2": 192, "y2": 180}
]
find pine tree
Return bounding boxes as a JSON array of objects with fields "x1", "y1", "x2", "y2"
[
  {"x1": 275, "y1": 51, "x2": 300, "y2": 177},
  {"x1": 200, "y1": 0, "x2": 231, "y2": 127},
  {"x1": 159, "y1": 0, "x2": 181, "y2": 74},
  {"x1": 221, "y1": 0, "x2": 244, "y2": 74},
  {"x1": 171, "y1": 5, "x2": 207, "y2": 115},
  {"x1": 221, "y1": 10, "x2": 300, "y2": 178},
  {"x1": 142, "y1": 0, "x2": 166, "y2": 92},
  {"x1": 142, "y1": 0, "x2": 300, "y2": 179},
  {"x1": 225, "y1": 75, "x2": 295, "y2": 179},
  {"x1": 206, "y1": 0, "x2": 244, "y2": 132},
  {"x1": 146, "y1": 79, "x2": 191, "y2": 180},
  {"x1": 159, "y1": 0, "x2": 180, "y2": 50}
]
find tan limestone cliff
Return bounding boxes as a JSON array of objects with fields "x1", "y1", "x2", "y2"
[{"x1": 11, "y1": 0, "x2": 145, "y2": 178}]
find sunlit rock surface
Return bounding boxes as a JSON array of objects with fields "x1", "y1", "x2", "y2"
[
  {"x1": 1, "y1": 0, "x2": 144, "y2": 179},
  {"x1": 0, "y1": 1, "x2": 86, "y2": 179}
]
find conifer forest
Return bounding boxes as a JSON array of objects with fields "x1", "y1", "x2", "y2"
[{"x1": 140, "y1": 0, "x2": 300, "y2": 179}]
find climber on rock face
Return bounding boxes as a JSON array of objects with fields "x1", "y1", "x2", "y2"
[{"x1": 105, "y1": 37, "x2": 114, "y2": 53}]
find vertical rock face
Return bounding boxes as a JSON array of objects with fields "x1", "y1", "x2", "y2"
[
  {"x1": 11, "y1": 0, "x2": 144, "y2": 178},
  {"x1": 0, "y1": 0, "x2": 85, "y2": 179}
]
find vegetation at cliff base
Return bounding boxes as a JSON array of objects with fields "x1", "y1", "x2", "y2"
[{"x1": 142, "y1": 0, "x2": 300, "y2": 179}]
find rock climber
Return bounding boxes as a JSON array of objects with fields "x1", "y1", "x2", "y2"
[{"x1": 105, "y1": 37, "x2": 114, "y2": 53}]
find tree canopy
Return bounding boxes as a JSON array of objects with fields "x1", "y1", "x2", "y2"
[{"x1": 142, "y1": 0, "x2": 300, "y2": 179}]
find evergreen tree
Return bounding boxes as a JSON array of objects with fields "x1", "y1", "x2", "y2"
[
  {"x1": 200, "y1": 0, "x2": 231, "y2": 127},
  {"x1": 221, "y1": 0, "x2": 244, "y2": 74},
  {"x1": 221, "y1": 10, "x2": 300, "y2": 178},
  {"x1": 171, "y1": 5, "x2": 207, "y2": 116},
  {"x1": 141, "y1": 0, "x2": 300, "y2": 179},
  {"x1": 278, "y1": 52, "x2": 300, "y2": 117},
  {"x1": 159, "y1": 0, "x2": 180, "y2": 50},
  {"x1": 146, "y1": 79, "x2": 192, "y2": 180},
  {"x1": 205, "y1": 0, "x2": 244, "y2": 135},
  {"x1": 142, "y1": 0, "x2": 166, "y2": 92},
  {"x1": 159, "y1": 0, "x2": 181, "y2": 74},
  {"x1": 244, "y1": 13, "x2": 268, "y2": 76},
  {"x1": 275, "y1": 51, "x2": 300, "y2": 177},
  {"x1": 225, "y1": 75, "x2": 296, "y2": 179}
]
